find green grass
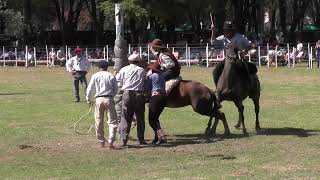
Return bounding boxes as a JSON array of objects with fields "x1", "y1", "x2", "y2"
[{"x1": 0, "y1": 66, "x2": 320, "y2": 179}]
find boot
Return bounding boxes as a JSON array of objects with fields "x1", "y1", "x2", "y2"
[{"x1": 156, "y1": 129, "x2": 167, "y2": 144}]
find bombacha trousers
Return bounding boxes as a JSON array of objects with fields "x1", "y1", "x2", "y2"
[
  {"x1": 95, "y1": 97, "x2": 118, "y2": 144},
  {"x1": 119, "y1": 91, "x2": 145, "y2": 142}
]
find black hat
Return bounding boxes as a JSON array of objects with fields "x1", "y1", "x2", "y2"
[
  {"x1": 223, "y1": 21, "x2": 236, "y2": 30},
  {"x1": 98, "y1": 60, "x2": 108, "y2": 69}
]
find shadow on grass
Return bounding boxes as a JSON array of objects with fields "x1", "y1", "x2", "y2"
[
  {"x1": 257, "y1": 127, "x2": 319, "y2": 137},
  {"x1": 127, "y1": 133, "x2": 248, "y2": 149}
]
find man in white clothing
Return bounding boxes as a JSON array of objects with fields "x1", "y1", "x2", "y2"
[
  {"x1": 66, "y1": 48, "x2": 91, "y2": 102},
  {"x1": 86, "y1": 60, "x2": 118, "y2": 148}
]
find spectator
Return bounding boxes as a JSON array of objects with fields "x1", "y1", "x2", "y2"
[
  {"x1": 66, "y1": 48, "x2": 91, "y2": 102},
  {"x1": 57, "y1": 48, "x2": 66, "y2": 67},
  {"x1": 116, "y1": 52, "x2": 147, "y2": 146},
  {"x1": 48, "y1": 48, "x2": 56, "y2": 67},
  {"x1": 86, "y1": 60, "x2": 118, "y2": 148}
]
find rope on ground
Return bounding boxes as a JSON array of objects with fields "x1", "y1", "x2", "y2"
[{"x1": 73, "y1": 100, "x2": 95, "y2": 135}]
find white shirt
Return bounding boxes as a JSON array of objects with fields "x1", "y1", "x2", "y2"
[
  {"x1": 66, "y1": 55, "x2": 91, "y2": 72},
  {"x1": 86, "y1": 71, "x2": 118, "y2": 101},
  {"x1": 212, "y1": 33, "x2": 252, "y2": 51},
  {"x1": 116, "y1": 64, "x2": 146, "y2": 91},
  {"x1": 297, "y1": 43, "x2": 303, "y2": 51}
]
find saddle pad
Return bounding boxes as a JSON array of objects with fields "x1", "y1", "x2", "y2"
[{"x1": 165, "y1": 76, "x2": 182, "y2": 96}]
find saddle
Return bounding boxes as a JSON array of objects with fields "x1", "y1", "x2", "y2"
[{"x1": 165, "y1": 76, "x2": 182, "y2": 96}]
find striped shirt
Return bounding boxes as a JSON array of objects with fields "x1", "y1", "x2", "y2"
[{"x1": 116, "y1": 64, "x2": 146, "y2": 91}]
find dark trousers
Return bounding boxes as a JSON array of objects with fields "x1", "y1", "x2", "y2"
[
  {"x1": 73, "y1": 71, "x2": 87, "y2": 100},
  {"x1": 162, "y1": 70, "x2": 179, "y2": 81},
  {"x1": 149, "y1": 95, "x2": 166, "y2": 140},
  {"x1": 120, "y1": 91, "x2": 145, "y2": 141}
]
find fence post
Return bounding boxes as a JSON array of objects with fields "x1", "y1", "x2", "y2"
[
  {"x1": 267, "y1": 43, "x2": 270, "y2": 68},
  {"x1": 2, "y1": 46, "x2": 5, "y2": 67},
  {"x1": 34, "y1": 47, "x2": 37, "y2": 67},
  {"x1": 275, "y1": 45, "x2": 278, "y2": 68},
  {"x1": 248, "y1": 49, "x2": 251, "y2": 62},
  {"x1": 139, "y1": 46, "x2": 142, "y2": 58},
  {"x1": 106, "y1": 45, "x2": 109, "y2": 61},
  {"x1": 185, "y1": 44, "x2": 188, "y2": 66},
  {"x1": 258, "y1": 46, "x2": 261, "y2": 67},
  {"x1": 128, "y1": 44, "x2": 131, "y2": 55},
  {"x1": 287, "y1": 43, "x2": 290, "y2": 68},
  {"x1": 188, "y1": 47, "x2": 191, "y2": 67},
  {"x1": 293, "y1": 47, "x2": 296, "y2": 68},
  {"x1": 46, "y1": 45, "x2": 48, "y2": 67},
  {"x1": 65, "y1": 46, "x2": 68, "y2": 61},
  {"x1": 172, "y1": 47, "x2": 175, "y2": 52},
  {"x1": 85, "y1": 48, "x2": 88, "y2": 59},
  {"x1": 147, "y1": 44, "x2": 150, "y2": 63},
  {"x1": 206, "y1": 43, "x2": 209, "y2": 67},
  {"x1": 310, "y1": 47, "x2": 313, "y2": 69},
  {"x1": 103, "y1": 46, "x2": 106, "y2": 60},
  {"x1": 15, "y1": 47, "x2": 17, "y2": 67},
  {"x1": 25, "y1": 46, "x2": 28, "y2": 68},
  {"x1": 167, "y1": 44, "x2": 169, "y2": 48}
]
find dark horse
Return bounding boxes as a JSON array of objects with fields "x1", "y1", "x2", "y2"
[
  {"x1": 144, "y1": 63, "x2": 231, "y2": 136},
  {"x1": 212, "y1": 48, "x2": 261, "y2": 134}
]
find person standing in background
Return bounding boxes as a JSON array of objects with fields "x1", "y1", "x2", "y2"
[{"x1": 66, "y1": 48, "x2": 91, "y2": 102}]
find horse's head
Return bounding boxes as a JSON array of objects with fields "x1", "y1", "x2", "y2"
[{"x1": 225, "y1": 43, "x2": 241, "y2": 63}]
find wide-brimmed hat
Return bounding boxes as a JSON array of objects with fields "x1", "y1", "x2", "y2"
[
  {"x1": 74, "y1": 47, "x2": 82, "y2": 53},
  {"x1": 149, "y1": 39, "x2": 164, "y2": 48},
  {"x1": 128, "y1": 52, "x2": 142, "y2": 62},
  {"x1": 223, "y1": 22, "x2": 236, "y2": 31},
  {"x1": 98, "y1": 60, "x2": 108, "y2": 69}
]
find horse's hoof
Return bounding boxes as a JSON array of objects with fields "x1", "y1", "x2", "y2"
[
  {"x1": 234, "y1": 125, "x2": 241, "y2": 129},
  {"x1": 224, "y1": 131, "x2": 231, "y2": 137}
]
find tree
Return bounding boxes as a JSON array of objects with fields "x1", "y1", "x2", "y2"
[{"x1": 52, "y1": 0, "x2": 84, "y2": 45}]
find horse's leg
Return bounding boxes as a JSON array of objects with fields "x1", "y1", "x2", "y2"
[
  {"x1": 234, "y1": 101, "x2": 247, "y2": 134},
  {"x1": 204, "y1": 116, "x2": 213, "y2": 136},
  {"x1": 215, "y1": 110, "x2": 230, "y2": 136},
  {"x1": 252, "y1": 96, "x2": 261, "y2": 131}
]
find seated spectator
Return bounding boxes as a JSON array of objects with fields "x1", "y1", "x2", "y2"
[{"x1": 57, "y1": 48, "x2": 66, "y2": 67}]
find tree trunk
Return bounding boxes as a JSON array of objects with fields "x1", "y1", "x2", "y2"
[
  {"x1": 23, "y1": 0, "x2": 32, "y2": 44},
  {"x1": 214, "y1": 0, "x2": 228, "y2": 35},
  {"x1": 290, "y1": 0, "x2": 310, "y2": 32},
  {"x1": 278, "y1": 0, "x2": 287, "y2": 37}
]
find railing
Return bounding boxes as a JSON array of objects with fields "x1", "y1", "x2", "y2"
[{"x1": 0, "y1": 43, "x2": 318, "y2": 69}]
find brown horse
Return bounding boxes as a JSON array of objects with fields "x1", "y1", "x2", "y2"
[
  {"x1": 145, "y1": 63, "x2": 230, "y2": 136},
  {"x1": 212, "y1": 47, "x2": 261, "y2": 134}
]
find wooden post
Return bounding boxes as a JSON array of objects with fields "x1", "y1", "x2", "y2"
[
  {"x1": 293, "y1": 47, "x2": 296, "y2": 68},
  {"x1": 106, "y1": 45, "x2": 109, "y2": 61},
  {"x1": 275, "y1": 45, "x2": 278, "y2": 68},
  {"x1": 2, "y1": 46, "x2": 5, "y2": 67},
  {"x1": 206, "y1": 43, "x2": 209, "y2": 67},
  {"x1": 287, "y1": 43, "x2": 290, "y2": 68},
  {"x1": 267, "y1": 43, "x2": 270, "y2": 68},
  {"x1": 258, "y1": 46, "x2": 261, "y2": 67},
  {"x1": 103, "y1": 47, "x2": 106, "y2": 60},
  {"x1": 147, "y1": 44, "x2": 150, "y2": 63},
  {"x1": 34, "y1": 47, "x2": 37, "y2": 67},
  {"x1": 128, "y1": 44, "x2": 131, "y2": 55},
  {"x1": 185, "y1": 44, "x2": 188, "y2": 66},
  {"x1": 15, "y1": 48, "x2": 17, "y2": 67},
  {"x1": 139, "y1": 46, "x2": 142, "y2": 58},
  {"x1": 25, "y1": 46, "x2": 28, "y2": 68},
  {"x1": 46, "y1": 45, "x2": 49, "y2": 67}
]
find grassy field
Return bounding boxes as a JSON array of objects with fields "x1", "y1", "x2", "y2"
[{"x1": 0, "y1": 65, "x2": 320, "y2": 179}]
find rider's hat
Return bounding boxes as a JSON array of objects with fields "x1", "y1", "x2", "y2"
[
  {"x1": 98, "y1": 60, "x2": 108, "y2": 69},
  {"x1": 74, "y1": 47, "x2": 82, "y2": 53},
  {"x1": 150, "y1": 63, "x2": 162, "y2": 73},
  {"x1": 149, "y1": 39, "x2": 164, "y2": 48}
]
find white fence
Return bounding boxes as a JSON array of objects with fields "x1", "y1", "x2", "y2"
[{"x1": 0, "y1": 43, "x2": 319, "y2": 69}]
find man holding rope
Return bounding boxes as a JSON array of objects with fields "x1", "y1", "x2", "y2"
[{"x1": 86, "y1": 60, "x2": 118, "y2": 148}]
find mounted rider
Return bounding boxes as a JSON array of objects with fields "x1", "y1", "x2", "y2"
[
  {"x1": 149, "y1": 39, "x2": 181, "y2": 81},
  {"x1": 211, "y1": 22, "x2": 257, "y2": 86}
]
